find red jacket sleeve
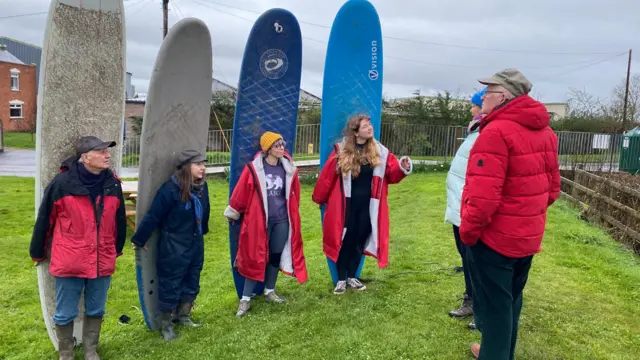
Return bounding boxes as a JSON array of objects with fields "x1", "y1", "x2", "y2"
[
  {"x1": 459, "y1": 127, "x2": 509, "y2": 246},
  {"x1": 224, "y1": 165, "x2": 253, "y2": 220},
  {"x1": 385, "y1": 153, "x2": 412, "y2": 184},
  {"x1": 312, "y1": 153, "x2": 338, "y2": 205},
  {"x1": 547, "y1": 133, "x2": 561, "y2": 206}
]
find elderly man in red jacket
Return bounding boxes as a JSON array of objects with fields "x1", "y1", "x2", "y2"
[
  {"x1": 459, "y1": 69, "x2": 561, "y2": 360},
  {"x1": 30, "y1": 136, "x2": 127, "y2": 360}
]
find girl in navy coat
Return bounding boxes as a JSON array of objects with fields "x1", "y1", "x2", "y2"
[{"x1": 131, "y1": 150, "x2": 210, "y2": 341}]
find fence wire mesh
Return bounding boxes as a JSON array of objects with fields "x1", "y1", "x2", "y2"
[{"x1": 121, "y1": 124, "x2": 625, "y2": 173}]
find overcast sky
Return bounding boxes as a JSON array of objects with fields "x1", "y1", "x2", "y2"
[{"x1": 1, "y1": 0, "x2": 638, "y2": 103}]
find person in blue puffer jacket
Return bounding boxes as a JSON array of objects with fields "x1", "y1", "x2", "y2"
[{"x1": 445, "y1": 87, "x2": 486, "y2": 330}]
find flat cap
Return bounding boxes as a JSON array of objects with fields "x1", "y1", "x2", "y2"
[
  {"x1": 478, "y1": 68, "x2": 532, "y2": 97},
  {"x1": 176, "y1": 149, "x2": 206, "y2": 169}
]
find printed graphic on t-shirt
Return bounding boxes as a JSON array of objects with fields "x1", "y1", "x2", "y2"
[{"x1": 266, "y1": 174, "x2": 284, "y2": 197}]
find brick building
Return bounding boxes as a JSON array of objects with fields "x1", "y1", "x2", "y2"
[
  {"x1": 0, "y1": 44, "x2": 37, "y2": 132},
  {"x1": 124, "y1": 98, "x2": 145, "y2": 136}
]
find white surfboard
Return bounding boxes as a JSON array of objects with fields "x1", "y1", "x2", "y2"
[
  {"x1": 134, "y1": 17, "x2": 212, "y2": 330},
  {"x1": 34, "y1": 0, "x2": 126, "y2": 350}
]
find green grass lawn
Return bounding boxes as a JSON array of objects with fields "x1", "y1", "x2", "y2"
[
  {"x1": 3, "y1": 132, "x2": 36, "y2": 149},
  {"x1": 0, "y1": 174, "x2": 638, "y2": 359}
]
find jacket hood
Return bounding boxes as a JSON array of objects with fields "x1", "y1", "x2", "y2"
[
  {"x1": 252, "y1": 151, "x2": 295, "y2": 175},
  {"x1": 60, "y1": 156, "x2": 79, "y2": 172},
  {"x1": 252, "y1": 150, "x2": 293, "y2": 162},
  {"x1": 482, "y1": 95, "x2": 550, "y2": 131}
]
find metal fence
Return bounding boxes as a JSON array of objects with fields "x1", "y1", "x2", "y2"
[
  {"x1": 557, "y1": 131, "x2": 622, "y2": 172},
  {"x1": 121, "y1": 124, "x2": 626, "y2": 172}
]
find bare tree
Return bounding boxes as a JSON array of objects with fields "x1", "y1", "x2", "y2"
[
  {"x1": 566, "y1": 87, "x2": 609, "y2": 117},
  {"x1": 611, "y1": 73, "x2": 640, "y2": 126}
]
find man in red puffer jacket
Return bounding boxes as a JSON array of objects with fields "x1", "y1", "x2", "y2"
[
  {"x1": 459, "y1": 69, "x2": 561, "y2": 360},
  {"x1": 30, "y1": 136, "x2": 127, "y2": 360}
]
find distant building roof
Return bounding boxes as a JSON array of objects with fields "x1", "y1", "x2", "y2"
[
  {"x1": 126, "y1": 92, "x2": 147, "y2": 103},
  {"x1": 0, "y1": 36, "x2": 41, "y2": 49},
  {"x1": 126, "y1": 78, "x2": 321, "y2": 106},
  {"x1": 0, "y1": 45, "x2": 25, "y2": 65},
  {"x1": 300, "y1": 89, "x2": 321, "y2": 103},
  {"x1": 211, "y1": 78, "x2": 321, "y2": 104},
  {"x1": 212, "y1": 78, "x2": 237, "y2": 93}
]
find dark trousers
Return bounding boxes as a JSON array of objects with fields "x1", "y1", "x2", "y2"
[
  {"x1": 468, "y1": 240, "x2": 533, "y2": 360},
  {"x1": 337, "y1": 203, "x2": 372, "y2": 281},
  {"x1": 157, "y1": 234, "x2": 205, "y2": 313},
  {"x1": 452, "y1": 225, "x2": 473, "y2": 298},
  {"x1": 243, "y1": 220, "x2": 289, "y2": 297}
]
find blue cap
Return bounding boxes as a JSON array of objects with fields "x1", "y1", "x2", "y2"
[{"x1": 471, "y1": 87, "x2": 487, "y2": 107}]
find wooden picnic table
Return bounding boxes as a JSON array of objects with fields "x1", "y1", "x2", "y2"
[{"x1": 121, "y1": 181, "x2": 138, "y2": 230}]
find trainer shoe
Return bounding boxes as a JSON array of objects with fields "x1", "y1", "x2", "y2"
[
  {"x1": 347, "y1": 278, "x2": 367, "y2": 291},
  {"x1": 449, "y1": 294, "x2": 473, "y2": 318},
  {"x1": 333, "y1": 280, "x2": 347, "y2": 295},
  {"x1": 265, "y1": 291, "x2": 286, "y2": 304},
  {"x1": 236, "y1": 300, "x2": 250, "y2": 317}
]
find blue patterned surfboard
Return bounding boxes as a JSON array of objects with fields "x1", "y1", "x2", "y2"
[{"x1": 228, "y1": 9, "x2": 302, "y2": 299}]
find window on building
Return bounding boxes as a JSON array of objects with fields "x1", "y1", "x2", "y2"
[
  {"x1": 10, "y1": 101, "x2": 23, "y2": 119},
  {"x1": 10, "y1": 69, "x2": 20, "y2": 91}
]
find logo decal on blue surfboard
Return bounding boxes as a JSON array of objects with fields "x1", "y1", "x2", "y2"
[
  {"x1": 260, "y1": 48, "x2": 288, "y2": 79},
  {"x1": 369, "y1": 40, "x2": 379, "y2": 80}
]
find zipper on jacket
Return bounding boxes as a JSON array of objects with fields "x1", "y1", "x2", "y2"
[
  {"x1": 90, "y1": 194, "x2": 100, "y2": 277},
  {"x1": 93, "y1": 188, "x2": 107, "y2": 278}
]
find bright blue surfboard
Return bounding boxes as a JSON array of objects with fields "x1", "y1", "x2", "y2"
[
  {"x1": 320, "y1": 0, "x2": 383, "y2": 286},
  {"x1": 228, "y1": 8, "x2": 302, "y2": 299}
]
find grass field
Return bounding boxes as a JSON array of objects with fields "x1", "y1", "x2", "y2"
[
  {"x1": 0, "y1": 174, "x2": 638, "y2": 360},
  {"x1": 2, "y1": 132, "x2": 36, "y2": 149}
]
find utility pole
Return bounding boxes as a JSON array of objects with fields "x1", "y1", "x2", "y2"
[
  {"x1": 622, "y1": 49, "x2": 632, "y2": 131},
  {"x1": 163, "y1": 0, "x2": 169, "y2": 39}
]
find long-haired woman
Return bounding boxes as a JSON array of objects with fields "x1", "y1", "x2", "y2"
[
  {"x1": 312, "y1": 114, "x2": 412, "y2": 294},
  {"x1": 131, "y1": 149, "x2": 210, "y2": 341}
]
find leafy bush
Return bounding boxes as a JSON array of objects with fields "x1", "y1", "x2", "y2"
[
  {"x1": 299, "y1": 172, "x2": 319, "y2": 185},
  {"x1": 412, "y1": 161, "x2": 451, "y2": 173},
  {"x1": 550, "y1": 115, "x2": 624, "y2": 133}
]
